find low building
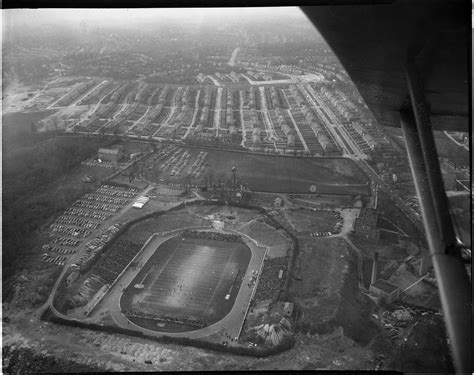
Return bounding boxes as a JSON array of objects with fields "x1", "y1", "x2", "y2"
[
  {"x1": 369, "y1": 279, "x2": 400, "y2": 304},
  {"x1": 132, "y1": 196, "x2": 149, "y2": 209},
  {"x1": 98, "y1": 148, "x2": 123, "y2": 163}
]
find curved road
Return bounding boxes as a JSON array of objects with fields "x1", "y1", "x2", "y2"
[{"x1": 228, "y1": 47, "x2": 240, "y2": 67}]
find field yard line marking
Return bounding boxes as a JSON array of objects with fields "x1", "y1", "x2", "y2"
[
  {"x1": 142, "y1": 238, "x2": 183, "y2": 301},
  {"x1": 86, "y1": 232, "x2": 160, "y2": 317},
  {"x1": 203, "y1": 249, "x2": 235, "y2": 319},
  {"x1": 110, "y1": 229, "x2": 263, "y2": 339}
]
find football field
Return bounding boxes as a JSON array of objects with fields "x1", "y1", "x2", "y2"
[{"x1": 121, "y1": 235, "x2": 251, "y2": 331}]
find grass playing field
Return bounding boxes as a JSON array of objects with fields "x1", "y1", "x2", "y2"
[{"x1": 121, "y1": 234, "x2": 251, "y2": 332}]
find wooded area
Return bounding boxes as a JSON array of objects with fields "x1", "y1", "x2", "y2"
[{"x1": 2, "y1": 128, "x2": 114, "y2": 300}]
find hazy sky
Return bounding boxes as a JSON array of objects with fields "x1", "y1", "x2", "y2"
[{"x1": 3, "y1": 8, "x2": 308, "y2": 29}]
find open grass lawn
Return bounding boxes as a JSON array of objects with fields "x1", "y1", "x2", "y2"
[
  {"x1": 121, "y1": 234, "x2": 251, "y2": 332},
  {"x1": 147, "y1": 146, "x2": 370, "y2": 195},
  {"x1": 204, "y1": 150, "x2": 369, "y2": 194},
  {"x1": 286, "y1": 208, "x2": 339, "y2": 233}
]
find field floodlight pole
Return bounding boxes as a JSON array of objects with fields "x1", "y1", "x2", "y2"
[
  {"x1": 232, "y1": 166, "x2": 236, "y2": 186},
  {"x1": 400, "y1": 58, "x2": 471, "y2": 374}
]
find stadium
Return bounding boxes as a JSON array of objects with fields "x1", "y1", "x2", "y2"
[{"x1": 119, "y1": 228, "x2": 266, "y2": 336}]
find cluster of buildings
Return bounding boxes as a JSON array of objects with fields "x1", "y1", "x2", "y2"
[
  {"x1": 54, "y1": 80, "x2": 97, "y2": 107},
  {"x1": 48, "y1": 70, "x2": 407, "y2": 160}
]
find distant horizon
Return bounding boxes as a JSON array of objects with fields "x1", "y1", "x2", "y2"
[{"x1": 2, "y1": 7, "x2": 309, "y2": 30}]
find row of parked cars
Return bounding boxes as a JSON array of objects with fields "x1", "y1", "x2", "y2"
[
  {"x1": 310, "y1": 231, "x2": 332, "y2": 237},
  {"x1": 84, "y1": 193, "x2": 129, "y2": 206},
  {"x1": 42, "y1": 244, "x2": 76, "y2": 255},
  {"x1": 73, "y1": 200, "x2": 122, "y2": 213},
  {"x1": 50, "y1": 236, "x2": 80, "y2": 247},
  {"x1": 169, "y1": 151, "x2": 192, "y2": 177},
  {"x1": 55, "y1": 216, "x2": 101, "y2": 230},
  {"x1": 188, "y1": 151, "x2": 209, "y2": 179},
  {"x1": 75, "y1": 223, "x2": 123, "y2": 269},
  {"x1": 65, "y1": 208, "x2": 111, "y2": 221},
  {"x1": 50, "y1": 224, "x2": 91, "y2": 238},
  {"x1": 96, "y1": 185, "x2": 139, "y2": 198},
  {"x1": 41, "y1": 184, "x2": 140, "y2": 267},
  {"x1": 41, "y1": 254, "x2": 67, "y2": 266}
]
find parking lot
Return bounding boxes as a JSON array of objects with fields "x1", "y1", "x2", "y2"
[{"x1": 41, "y1": 184, "x2": 140, "y2": 267}]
